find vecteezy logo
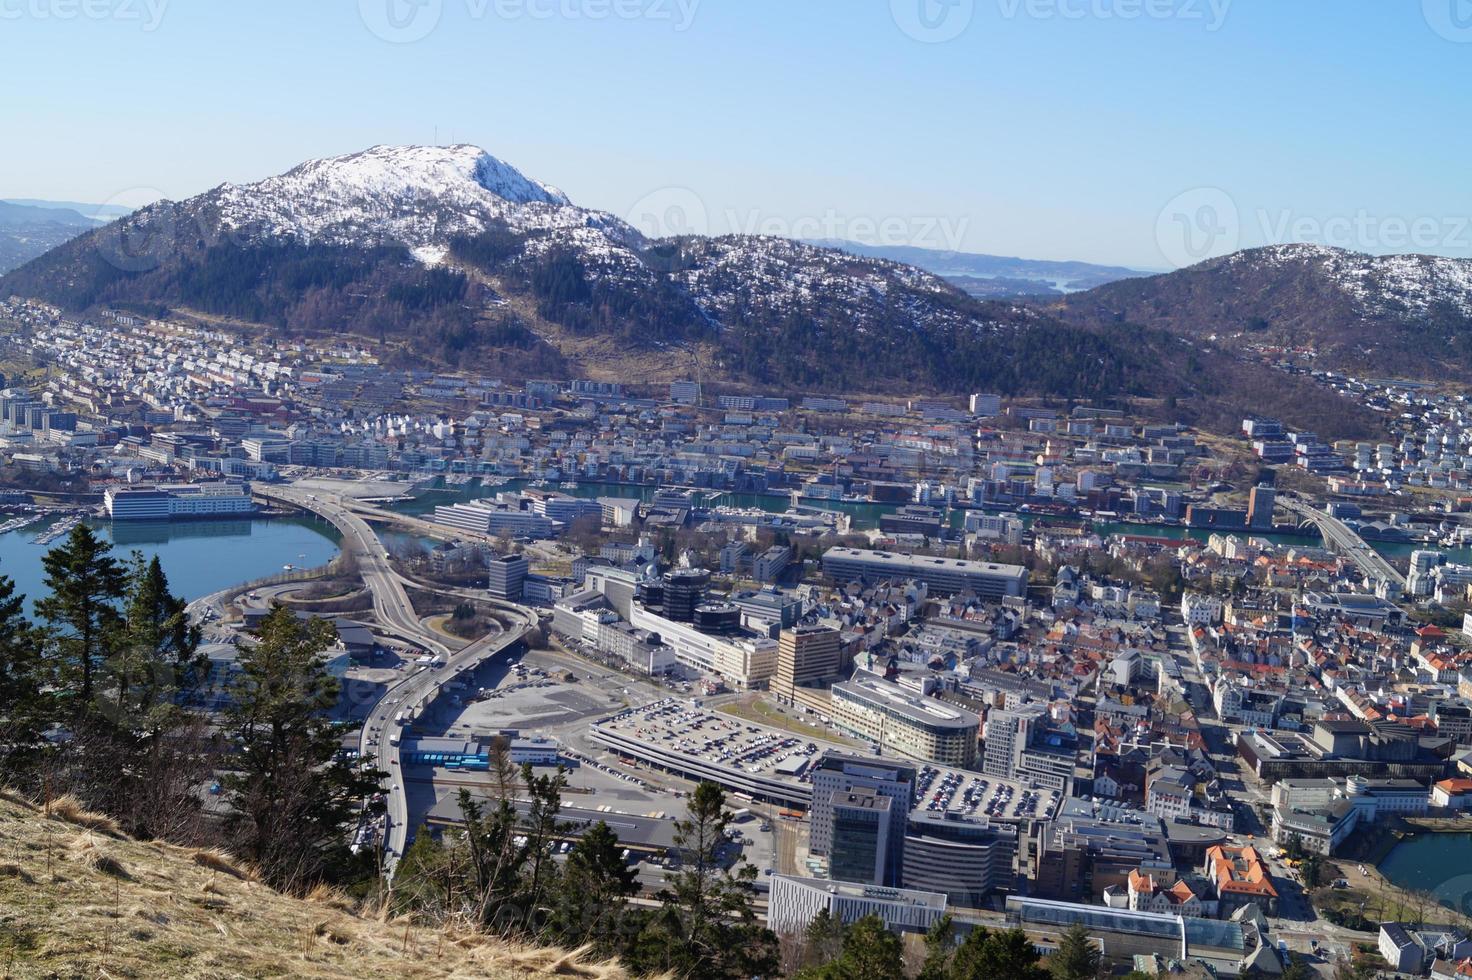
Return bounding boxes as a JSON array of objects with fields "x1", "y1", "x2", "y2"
[
  {"x1": 360, "y1": 0, "x2": 443, "y2": 43},
  {"x1": 1424, "y1": 0, "x2": 1472, "y2": 41},
  {"x1": 626, "y1": 187, "x2": 710, "y2": 239},
  {"x1": 93, "y1": 187, "x2": 175, "y2": 275},
  {"x1": 1423, "y1": 872, "x2": 1472, "y2": 918},
  {"x1": 891, "y1": 0, "x2": 974, "y2": 43},
  {"x1": 1156, "y1": 187, "x2": 1240, "y2": 270}
]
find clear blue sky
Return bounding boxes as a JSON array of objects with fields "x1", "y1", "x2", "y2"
[{"x1": 3, "y1": 0, "x2": 1469, "y2": 267}]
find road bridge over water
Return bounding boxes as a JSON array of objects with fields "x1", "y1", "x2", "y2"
[{"x1": 1278, "y1": 495, "x2": 1406, "y2": 592}]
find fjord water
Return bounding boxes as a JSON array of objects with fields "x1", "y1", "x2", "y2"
[{"x1": 0, "y1": 516, "x2": 339, "y2": 612}]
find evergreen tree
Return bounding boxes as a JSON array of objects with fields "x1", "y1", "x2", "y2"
[
  {"x1": 552, "y1": 819, "x2": 639, "y2": 955},
  {"x1": 952, "y1": 927, "x2": 1051, "y2": 980},
  {"x1": 456, "y1": 788, "x2": 527, "y2": 927},
  {"x1": 96, "y1": 554, "x2": 204, "y2": 735},
  {"x1": 1050, "y1": 923, "x2": 1101, "y2": 980},
  {"x1": 36, "y1": 523, "x2": 124, "y2": 715},
  {"x1": 121, "y1": 554, "x2": 204, "y2": 696},
  {"x1": 516, "y1": 764, "x2": 567, "y2": 934},
  {"x1": 633, "y1": 781, "x2": 778, "y2": 978},
  {"x1": 392, "y1": 825, "x2": 457, "y2": 917},
  {"x1": 94, "y1": 555, "x2": 212, "y2": 840},
  {"x1": 222, "y1": 606, "x2": 372, "y2": 892},
  {"x1": 796, "y1": 915, "x2": 904, "y2": 980},
  {"x1": 1301, "y1": 851, "x2": 1325, "y2": 890},
  {"x1": 801, "y1": 906, "x2": 847, "y2": 969},
  {"x1": 0, "y1": 571, "x2": 43, "y2": 784},
  {"x1": 916, "y1": 914, "x2": 957, "y2": 980}
]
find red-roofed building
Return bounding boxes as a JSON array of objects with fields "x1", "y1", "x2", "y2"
[
  {"x1": 1433, "y1": 779, "x2": 1472, "y2": 811},
  {"x1": 1126, "y1": 868, "x2": 1206, "y2": 917},
  {"x1": 1203, "y1": 844, "x2": 1278, "y2": 915}
]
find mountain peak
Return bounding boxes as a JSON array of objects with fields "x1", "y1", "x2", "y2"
[
  {"x1": 209, "y1": 143, "x2": 574, "y2": 247},
  {"x1": 286, "y1": 144, "x2": 570, "y2": 207}
]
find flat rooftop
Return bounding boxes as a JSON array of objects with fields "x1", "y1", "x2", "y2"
[
  {"x1": 833, "y1": 676, "x2": 981, "y2": 731},
  {"x1": 823, "y1": 548, "x2": 1028, "y2": 578},
  {"x1": 592, "y1": 698, "x2": 1057, "y2": 824}
]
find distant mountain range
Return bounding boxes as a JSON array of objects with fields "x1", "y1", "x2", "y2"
[
  {"x1": 0, "y1": 200, "x2": 105, "y2": 275},
  {"x1": 3, "y1": 198, "x2": 133, "y2": 219},
  {"x1": 0, "y1": 145, "x2": 1387, "y2": 438},
  {"x1": 808, "y1": 240, "x2": 1149, "y2": 298}
]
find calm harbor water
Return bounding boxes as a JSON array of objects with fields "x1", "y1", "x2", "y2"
[
  {"x1": 1378, "y1": 833, "x2": 1472, "y2": 914},
  {"x1": 394, "y1": 479, "x2": 1472, "y2": 565},
  {"x1": 0, "y1": 515, "x2": 340, "y2": 614}
]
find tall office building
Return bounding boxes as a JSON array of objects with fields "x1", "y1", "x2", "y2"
[
  {"x1": 828, "y1": 790, "x2": 893, "y2": 886},
  {"x1": 1247, "y1": 485, "x2": 1276, "y2": 531},
  {"x1": 810, "y1": 752, "x2": 914, "y2": 887},
  {"x1": 982, "y1": 703, "x2": 1046, "y2": 779},
  {"x1": 903, "y1": 814, "x2": 1018, "y2": 907},
  {"x1": 983, "y1": 702, "x2": 1074, "y2": 793},
  {"x1": 661, "y1": 568, "x2": 710, "y2": 622},
  {"x1": 488, "y1": 554, "x2": 529, "y2": 601},
  {"x1": 772, "y1": 625, "x2": 842, "y2": 702}
]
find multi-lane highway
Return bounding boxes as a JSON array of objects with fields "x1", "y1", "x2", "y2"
[
  {"x1": 1278, "y1": 495, "x2": 1406, "y2": 590},
  {"x1": 256, "y1": 485, "x2": 451, "y2": 658},
  {"x1": 359, "y1": 605, "x2": 533, "y2": 872},
  {"x1": 253, "y1": 484, "x2": 536, "y2": 874}
]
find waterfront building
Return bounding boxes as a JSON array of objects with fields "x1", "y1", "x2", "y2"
[{"x1": 104, "y1": 482, "x2": 256, "y2": 521}]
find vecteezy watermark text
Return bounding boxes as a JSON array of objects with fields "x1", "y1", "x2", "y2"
[
  {"x1": 997, "y1": 0, "x2": 1231, "y2": 30},
  {"x1": 0, "y1": 0, "x2": 168, "y2": 31},
  {"x1": 725, "y1": 208, "x2": 971, "y2": 252},
  {"x1": 359, "y1": 0, "x2": 699, "y2": 43},
  {"x1": 890, "y1": 0, "x2": 1230, "y2": 42},
  {"x1": 1156, "y1": 186, "x2": 1472, "y2": 269},
  {"x1": 626, "y1": 187, "x2": 970, "y2": 252}
]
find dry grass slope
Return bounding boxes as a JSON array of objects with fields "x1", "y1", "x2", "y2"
[{"x1": 0, "y1": 792, "x2": 637, "y2": 980}]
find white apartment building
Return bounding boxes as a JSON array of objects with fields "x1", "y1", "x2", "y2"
[{"x1": 628, "y1": 603, "x2": 777, "y2": 688}]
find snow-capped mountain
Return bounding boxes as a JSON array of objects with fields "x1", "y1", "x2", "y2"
[
  {"x1": 0, "y1": 143, "x2": 994, "y2": 340},
  {"x1": 1060, "y1": 243, "x2": 1472, "y2": 379},
  {"x1": 0, "y1": 146, "x2": 1416, "y2": 424},
  {"x1": 191, "y1": 144, "x2": 643, "y2": 260},
  {"x1": 1217, "y1": 243, "x2": 1472, "y2": 320},
  {"x1": 214, "y1": 144, "x2": 572, "y2": 243}
]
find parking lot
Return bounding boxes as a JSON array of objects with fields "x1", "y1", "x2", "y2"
[
  {"x1": 915, "y1": 765, "x2": 1061, "y2": 821},
  {"x1": 596, "y1": 698, "x2": 1062, "y2": 827},
  {"x1": 599, "y1": 699, "x2": 822, "y2": 782}
]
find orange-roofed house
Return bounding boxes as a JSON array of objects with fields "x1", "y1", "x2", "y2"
[
  {"x1": 1433, "y1": 779, "x2": 1472, "y2": 811},
  {"x1": 1126, "y1": 868, "x2": 1207, "y2": 918},
  {"x1": 1203, "y1": 844, "x2": 1278, "y2": 915}
]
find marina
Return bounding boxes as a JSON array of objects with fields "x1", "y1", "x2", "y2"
[
  {"x1": 32, "y1": 513, "x2": 83, "y2": 546},
  {"x1": 0, "y1": 516, "x2": 338, "y2": 610}
]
